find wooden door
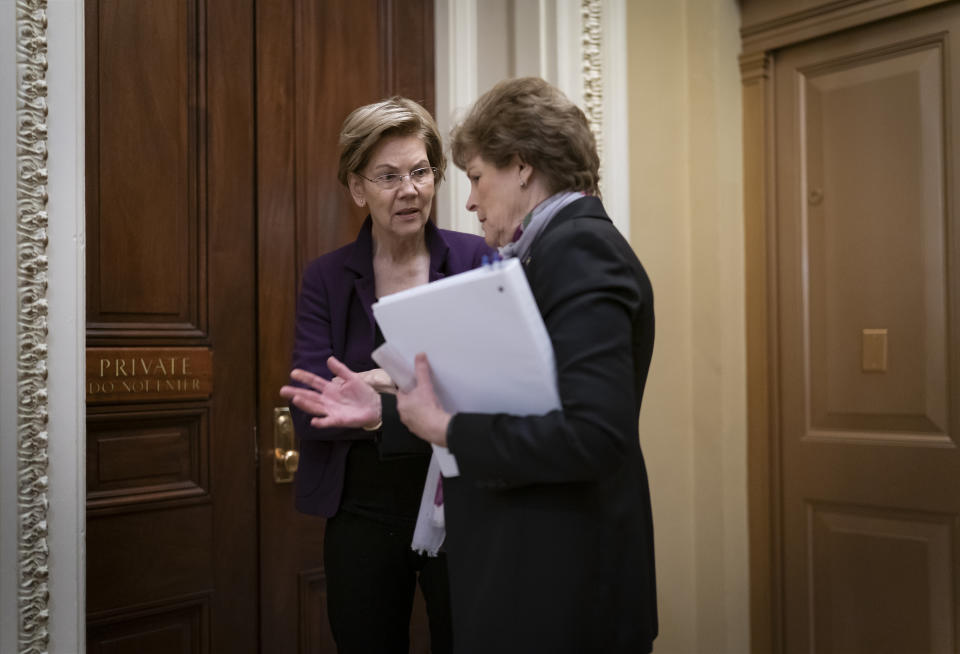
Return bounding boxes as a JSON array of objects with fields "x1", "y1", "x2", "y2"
[
  {"x1": 84, "y1": 0, "x2": 259, "y2": 652},
  {"x1": 86, "y1": 1, "x2": 436, "y2": 652},
  {"x1": 774, "y1": 4, "x2": 960, "y2": 651},
  {"x1": 255, "y1": 2, "x2": 435, "y2": 652}
]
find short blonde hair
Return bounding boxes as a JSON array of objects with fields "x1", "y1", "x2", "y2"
[
  {"x1": 450, "y1": 77, "x2": 599, "y2": 195},
  {"x1": 337, "y1": 97, "x2": 446, "y2": 187}
]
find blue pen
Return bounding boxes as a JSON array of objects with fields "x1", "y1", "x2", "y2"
[{"x1": 481, "y1": 254, "x2": 490, "y2": 267}]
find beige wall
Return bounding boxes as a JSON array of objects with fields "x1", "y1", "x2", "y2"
[{"x1": 628, "y1": 2, "x2": 749, "y2": 652}]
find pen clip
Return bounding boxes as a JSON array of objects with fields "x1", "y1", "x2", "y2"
[{"x1": 482, "y1": 252, "x2": 504, "y2": 269}]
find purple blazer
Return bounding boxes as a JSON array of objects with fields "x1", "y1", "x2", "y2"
[{"x1": 289, "y1": 216, "x2": 492, "y2": 516}]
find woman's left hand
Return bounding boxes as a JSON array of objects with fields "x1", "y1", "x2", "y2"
[
  {"x1": 396, "y1": 353, "x2": 452, "y2": 446},
  {"x1": 351, "y1": 367, "x2": 398, "y2": 394},
  {"x1": 280, "y1": 356, "x2": 382, "y2": 430}
]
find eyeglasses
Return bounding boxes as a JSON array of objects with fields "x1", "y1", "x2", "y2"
[{"x1": 357, "y1": 167, "x2": 437, "y2": 191}]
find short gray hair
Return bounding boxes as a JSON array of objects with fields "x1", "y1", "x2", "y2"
[{"x1": 338, "y1": 96, "x2": 446, "y2": 187}]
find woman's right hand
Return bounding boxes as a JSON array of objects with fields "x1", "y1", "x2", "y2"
[{"x1": 280, "y1": 356, "x2": 382, "y2": 430}]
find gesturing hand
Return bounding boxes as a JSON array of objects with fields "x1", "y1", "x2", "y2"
[
  {"x1": 280, "y1": 356, "x2": 382, "y2": 430},
  {"x1": 396, "y1": 353, "x2": 452, "y2": 446}
]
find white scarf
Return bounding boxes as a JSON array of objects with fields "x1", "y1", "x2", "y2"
[
  {"x1": 499, "y1": 191, "x2": 585, "y2": 262},
  {"x1": 411, "y1": 454, "x2": 445, "y2": 556}
]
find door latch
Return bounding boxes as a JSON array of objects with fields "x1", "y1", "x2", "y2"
[{"x1": 273, "y1": 407, "x2": 299, "y2": 483}]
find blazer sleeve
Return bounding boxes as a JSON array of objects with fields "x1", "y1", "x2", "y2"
[
  {"x1": 446, "y1": 221, "x2": 650, "y2": 486},
  {"x1": 289, "y1": 261, "x2": 372, "y2": 443}
]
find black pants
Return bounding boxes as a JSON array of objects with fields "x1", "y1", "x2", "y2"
[{"x1": 324, "y1": 509, "x2": 452, "y2": 654}]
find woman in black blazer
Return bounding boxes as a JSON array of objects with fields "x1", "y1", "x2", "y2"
[{"x1": 396, "y1": 77, "x2": 659, "y2": 654}]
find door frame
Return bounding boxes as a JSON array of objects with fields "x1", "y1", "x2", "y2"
[
  {"x1": 738, "y1": 0, "x2": 952, "y2": 651},
  {"x1": 5, "y1": 1, "x2": 87, "y2": 652}
]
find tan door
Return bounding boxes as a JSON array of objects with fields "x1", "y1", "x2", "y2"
[
  {"x1": 774, "y1": 4, "x2": 960, "y2": 652},
  {"x1": 85, "y1": 1, "x2": 436, "y2": 652}
]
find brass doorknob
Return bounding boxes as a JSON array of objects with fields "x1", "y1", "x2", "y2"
[{"x1": 281, "y1": 449, "x2": 299, "y2": 474}]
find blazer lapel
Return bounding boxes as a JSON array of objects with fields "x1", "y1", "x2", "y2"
[
  {"x1": 345, "y1": 217, "x2": 378, "y2": 336},
  {"x1": 426, "y1": 220, "x2": 450, "y2": 282}
]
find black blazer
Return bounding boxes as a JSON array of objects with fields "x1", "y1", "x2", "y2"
[{"x1": 444, "y1": 196, "x2": 658, "y2": 653}]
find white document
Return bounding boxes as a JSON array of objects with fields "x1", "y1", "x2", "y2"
[{"x1": 371, "y1": 257, "x2": 561, "y2": 477}]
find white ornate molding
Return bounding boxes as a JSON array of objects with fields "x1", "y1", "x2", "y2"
[
  {"x1": 581, "y1": 0, "x2": 603, "y2": 180},
  {"x1": 16, "y1": 0, "x2": 51, "y2": 652}
]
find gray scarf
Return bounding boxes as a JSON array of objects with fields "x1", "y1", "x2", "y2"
[{"x1": 499, "y1": 191, "x2": 585, "y2": 262}]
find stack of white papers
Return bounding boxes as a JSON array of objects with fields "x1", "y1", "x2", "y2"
[{"x1": 372, "y1": 258, "x2": 561, "y2": 476}]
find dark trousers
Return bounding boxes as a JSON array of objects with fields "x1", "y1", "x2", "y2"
[{"x1": 324, "y1": 509, "x2": 453, "y2": 654}]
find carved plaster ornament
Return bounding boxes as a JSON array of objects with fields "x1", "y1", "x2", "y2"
[
  {"x1": 581, "y1": 0, "x2": 603, "y2": 190},
  {"x1": 17, "y1": 0, "x2": 51, "y2": 652}
]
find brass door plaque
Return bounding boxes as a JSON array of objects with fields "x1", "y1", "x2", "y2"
[{"x1": 87, "y1": 347, "x2": 213, "y2": 404}]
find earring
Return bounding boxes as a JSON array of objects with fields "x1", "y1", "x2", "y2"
[{"x1": 520, "y1": 181, "x2": 526, "y2": 188}]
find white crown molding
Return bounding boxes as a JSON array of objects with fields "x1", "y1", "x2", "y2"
[
  {"x1": 15, "y1": 0, "x2": 51, "y2": 652},
  {"x1": 582, "y1": 0, "x2": 603, "y2": 174}
]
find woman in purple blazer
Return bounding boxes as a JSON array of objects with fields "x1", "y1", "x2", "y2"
[{"x1": 282, "y1": 97, "x2": 491, "y2": 654}]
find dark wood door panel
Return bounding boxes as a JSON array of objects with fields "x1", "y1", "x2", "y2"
[
  {"x1": 257, "y1": 1, "x2": 435, "y2": 652},
  {"x1": 86, "y1": 404, "x2": 210, "y2": 511},
  {"x1": 294, "y1": 0, "x2": 383, "y2": 270},
  {"x1": 86, "y1": 0, "x2": 257, "y2": 652},
  {"x1": 87, "y1": 504, "x2": 215, "y2": 611},
  {"x1": 88, "y1": 595, "x2": 210, "y2": 654},
  {"x1": 86, "y1": 0, "x2": 205, "y2": 339}
]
